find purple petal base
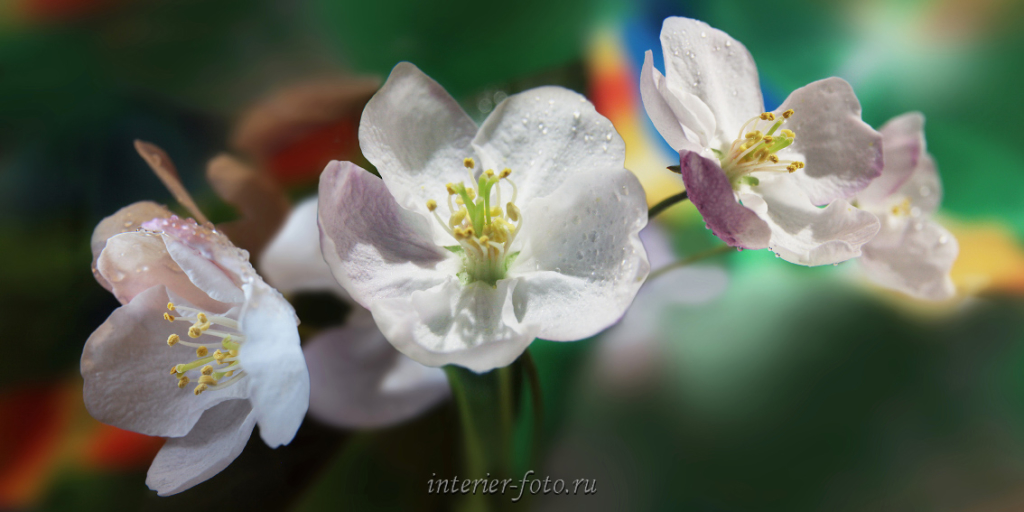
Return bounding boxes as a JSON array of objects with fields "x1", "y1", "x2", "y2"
[{"x1": 679, "y1": 150, "x2": 771, "y2": 250}]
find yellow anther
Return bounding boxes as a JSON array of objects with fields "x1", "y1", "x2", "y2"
[
  {"x1": 478, "y1": 235, "x2": 490, "y2": 244},
  {"x1": 177, "y1": 376, "x2": 189, "y2": 389},
  {"x1": 466, "y1": 188, "x2": 476, "y2": 200},
  {"x1": 755, "y1": 149, "x2": 769, "y2": 162},
  {"x1": 197, "y1": 313, "x2": 208, "y2": 323},
  {"x1": 781, "y1": 129, "x2": 795, "y2": 138},
  {"x1": 229, "y1": 349, "x2": 239, "y2": 358},
  {"x1": 768, "y1": 154, "x2": 779, "y2": 163},
  {"x1": 213, "y1": 349, "x2": 226, "y2": 362},
  {"x1": 196, "y1": 346, "x2": 209, "y2": 357},
  {"x1": 507, "y1": 203, "x2": 520, "y2": 222},
  {"x1": 167, "y1": 334, "x2": 180, "y2": 346},
  {"x1": 455, "y1": 196, "x2": 464, "y2": 205},
  {"x1": 193, "y1": 384, "x2": 208, "y2": 395},
  {"x1": 762, "y1": 136, "x2": 774, "y2": 145},
  {"x1": 792, "y1": 161, "x2": 805, "y2": 169},
  {"x1": 485, "y1": 169, "x2": 494, "y2": 177},
  {"x1": 163, "y1": 312, "x2": 175, "y2": 322},
  {"x1": 446, "y1": 183, "x2": 457, "y2": 195},
  {"x1": 490, "y1": 207, "x2": 502, "y2": 216},
  {"x1": 188, "y1": 325, "x2": 202, "y2": 338},
  {"x1": 201, "y1": 365, "x2": 214, "y2": 376},
  {"x1": 499, "y1": 168, "x2": 511, "y2": 178},
  {"x1": 224, "y1": 371, "x2": 234, "y2": 377},
  {"x1": 760, "y1": 112, "x2": 775, "y2": 121},
  {"x1": 199, "y1": 375, "x2": 217, "y2": 385},
  {"x1": 170, "y1": 365, "x2": 180, "y2": 375},
  {"x1": 463, "y1": 226, "x2": 475, "y2": 238},
  {"x1": 426, "y1": 199, "x2": 438, "y2": 212},
  {"x1": 745, "y1": 130, "x2": 762, "y2": 140},
  {"x1": 464, "y1": 157, "x2": 475, "y2": 169},
  {"x1": 167, "y1": 302, "x2": 176, "y2": 311},
  {"x1": 450, "y1": 209, "x2": 467, "y2": 226},
  {"x1": 782, "y1": 109, "x2": 794, "y2": 119},
  {"x1": 787, "y1": 165, "x2": 797, "y2": 173}
]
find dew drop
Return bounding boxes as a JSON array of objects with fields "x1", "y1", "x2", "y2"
[
  {"x1": 725, "y1": 40, "x2": 732, "y2": 47},
  {"x1": 605, "y1": 133, "x2": 612, "y2": 141},
  {"x1": 602, "y1": 144, "x2": 608, "y2": 152},
  {"x1": 521, "y1": 118, "x2": 528, "y2": 125},
  {"x1": 700, "y1": 31, "x2": 707, "y2": 38},
  {"x1": 542, "y1": 128, "x2": 548, "y2": 135},
  {"x1": 938, "y1": 235, "x2": 949, "y2": 244},
  {"x1": 537, "y1": 123, "x2": 544, "y2": 131},
  {"x1": 833, "y1": 263, "x2": 839, "y2": 267},
  {"x1": 573, "y1": 111, "x2": 580, "y2": 120}
]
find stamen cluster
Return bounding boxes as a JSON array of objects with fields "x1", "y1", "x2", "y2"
[
  {"x1": 720, "y1": 109, "x2": 804, "y2": 186},
  {"x1": 427, "y1": 157, "x2": 522, "y2": 285},
  {"x1": 163, "y1": 302, "x2": 246, "y2": 396}
]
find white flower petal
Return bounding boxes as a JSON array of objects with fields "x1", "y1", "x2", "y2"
[
  {"x1": 508, "y1": 168, "x2": 649, "y2": 341},
  {"x1": 359, "y1": 61, "x2": 478, "y2": 245},
  {"x1": 779, "y1": 77, "x2": 884, "y2": 205},
  {"x1": 81, "y1": 286, "x2": 248, "y2": 438},
  {"x1": 145, "y1": 399, "x2": 257, "y2": 496},
  {"x1": 746, "y1": 174, "x2": 880, "y2": 266},
  {"x1": 318, "y1": 160, "x2": 454, "y2": 309},
  {"x1": 860, "y1": 218, "x2": 957, "y2": 300},
  {"x1": 259, "y1": 197, "x2": 349, "y2": 299},
  {"x1": 639, "y1": 50, "x2": 712, "y2": 152},
  {"x1": 639, "y1": 224, "x2": 677, "y2": 269},
  {"x1": 96, "y1": 232, "x2": 230, "y2": 312},
  {"x1": 659, "y1": 16, "x2": 763, "y2": 146},
  {"x1": 162, "y1": 233, "x2": 246, "y2": 305},
  {"x1": 857, "y1": 112, "x2": 925, "y2": 207},
  {"x1": 899, "y1": 154, "x2": 942, "y2": 217},
  {"x1": 91, "y1": 201, "x2": 173, "y2": 293},
  {"x1": 471, "y1": 86, "x2": 625, "y2": 207},
  {"x1": 371, "y1": 279, "x2": 537, "y2": 373},
  {"x1": 237, "y1": 281, "x2": 308, "y2": 448},
  {"x1": 304, "y1": 308, "x2": 449, "y2": 429}
]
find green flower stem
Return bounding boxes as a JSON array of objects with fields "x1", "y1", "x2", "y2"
[
  {"x1": 648, "y1": 190, "x2": 689, "y2": 218},
  {"x1": 647, "y1": 244, "x2": 734, "y2": 281}
]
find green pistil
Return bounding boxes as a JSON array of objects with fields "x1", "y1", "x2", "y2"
[
  {"x1": 221, "y1": 337, "x2": 240, "y2": 351},
  {"x1": 765, "y1": 120, "x2": 783, "y2": 136},
  {"x1": 767, "y1": 136, "x2": 794, "y2": 153}
]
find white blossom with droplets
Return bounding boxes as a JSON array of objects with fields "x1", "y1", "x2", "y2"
[
  {"x1": 851, "y1": 112, "x2": 958, "y2": 300},
  {"x1": 317, "y1": 62, "x2": 649, "y2": 372},
  {"x1": 82, "y1": 204, "x2": 308, "y2": 495}
]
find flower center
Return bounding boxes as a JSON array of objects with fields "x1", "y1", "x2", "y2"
[
  {"x1": 427, "y1": 157, "x2": 523, "y2": 286},
  {"x1": 719, "y1": 109, "x2": 804, "y2": 187},
  {"x1": 163, "y1": 302, "x2": 246, "y2": 396}
]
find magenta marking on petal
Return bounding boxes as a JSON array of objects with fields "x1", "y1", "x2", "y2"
[{"x1": 678, "y1": 151, "x2": 770, "y2": 250}]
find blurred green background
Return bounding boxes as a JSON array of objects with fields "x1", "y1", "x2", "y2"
[{"x1": 2, "y1": 0, "x2": 1024, "y2": 510}]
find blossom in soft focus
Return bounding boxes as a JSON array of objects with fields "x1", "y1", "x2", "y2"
[
  {"x1": 318, "y1": 62, "x2": 649, "y2": 372},
  {"x1": 595, "y1": 224, "x2": 728, "y2": 389},
  {"x1": 260, "y1": 198, "x2": 450, "y2": 428},
  {"x1": 81, "y1": 149, "x2": 309, "y2": 496},
  {"x1": 852, "y1": 113, "x2": 958, "y2": 300},
  {"x1": 641, "y1": 16, "x2": 882, "y2": 266}
]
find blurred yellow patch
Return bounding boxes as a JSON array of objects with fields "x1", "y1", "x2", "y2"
[{"x1": 947, "y1": 219, "x2": 1024, "y2": 296}]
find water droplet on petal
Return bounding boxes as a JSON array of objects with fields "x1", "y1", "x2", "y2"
[
  {"x1": 605, "y1": 133, "x2": 612, "y2": 141},
  {"x1": 725, "y1": 40, "x2": 732, "y2": 47},
  {"x1": 938, "y1": 235, "x2": 949, "y2": 244},
  {"x1": 573, "y1": 111, "x2": 581, "y2": 120},
  {"x1": 521, "y1": 118, "x2": 528, "y2": 125},
  {"x1": 700, "y1": 31, "x2": 707, "y2": 38}
]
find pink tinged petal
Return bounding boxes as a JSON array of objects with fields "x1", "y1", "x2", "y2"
[
  {"x1": 857, "y1": 112, "x2": 926, "y2": 206},
  {"x1": 304, "y1": 308, "x2": 449, "y2": 429},
  {"x1": 899, "y1": 154, "x2": 942, "y2": 216},
  {"x1": 659, "y1": 16, "x2": 763, "y2": 145},
  {"x1": 97, "y1": 232, "x2": 231, "y2": 312},
  {"x1": 471, "y1": 86, "x2": 625, "y2": 207},
  {"x1": 359, "y1": 61, "x2": 478, "y2": 245},
  {"x1": 639, "y1": 51, "x2": 713, "y2": 153},
  {"x1": 317, "y1": 160, "x2": 452, "y2": 309},
  {"x1": 91, "y1": 201, "x2": 173, "y2": 292},
  {"x1": 259, "y1": 197, "x2": 349, "y2": 299},
  {"x1": 679, "y1": 151, "x2": 771, "y2": 250},
  {"x1": 779, "y1": 77, "x2": 884, "y2": 205},
  {"x1": 145, "y1": 400, "x2": 258, "y2": 496},
  {"x1": 236, "y1": 281, "x2": 308, "y2": 448},
  {"x1": 162, "y1": 233, "x2": 246, "y2": 305},
  {"x1": 509, "y1": 168, "x2": 649, "y2": 342},
  {"x1": 747, "y1": 175, "x2": 880, "y2": 266},
  {"x1": 370, "y1": 279, "x2": 538, "y2": 373},
  {"x1": 860, "y1": 218, "x2": 957, "y2": 300},
  {"x1": 81, "y1": 286, "x2": 248, "y2": 438}
]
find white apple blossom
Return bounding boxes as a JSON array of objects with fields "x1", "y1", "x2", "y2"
[
  {"x1": 640, "y1": 16, "x2": 882, "y2": 265},
  {"x1": 260, "y1": 198, "x2": 450, "y2": 427},
  {"x1": 851, "y1": 112, "x2": 958, "y2": 300},
  {"x1": 82, "y1": 202, "x2": 308, "y2": 496},
  {"x1": 317, "y1": 62, "x2": 649, "y2": 372}
]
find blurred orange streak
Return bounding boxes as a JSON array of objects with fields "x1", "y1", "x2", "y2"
[
  {"x1": 266, "y1": 116, "x2": 361, "y2": 187},
  {"x1": 0, "y1": 383, "x2": 76, "y2": 509},
  {"x1": 947, "y1": 220, "x2": 1024, "y2": 296}
]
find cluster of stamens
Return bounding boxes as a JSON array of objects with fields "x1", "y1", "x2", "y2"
[
  {"x1": 720, "y1": 109, "x2": 805, "y2": 186},
  {"x1": 163, "y1": 302, "x2": 246, "y2": 396},
  {"x1": 426, "y1": 157, "x2": 522, "y2": 285}
]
